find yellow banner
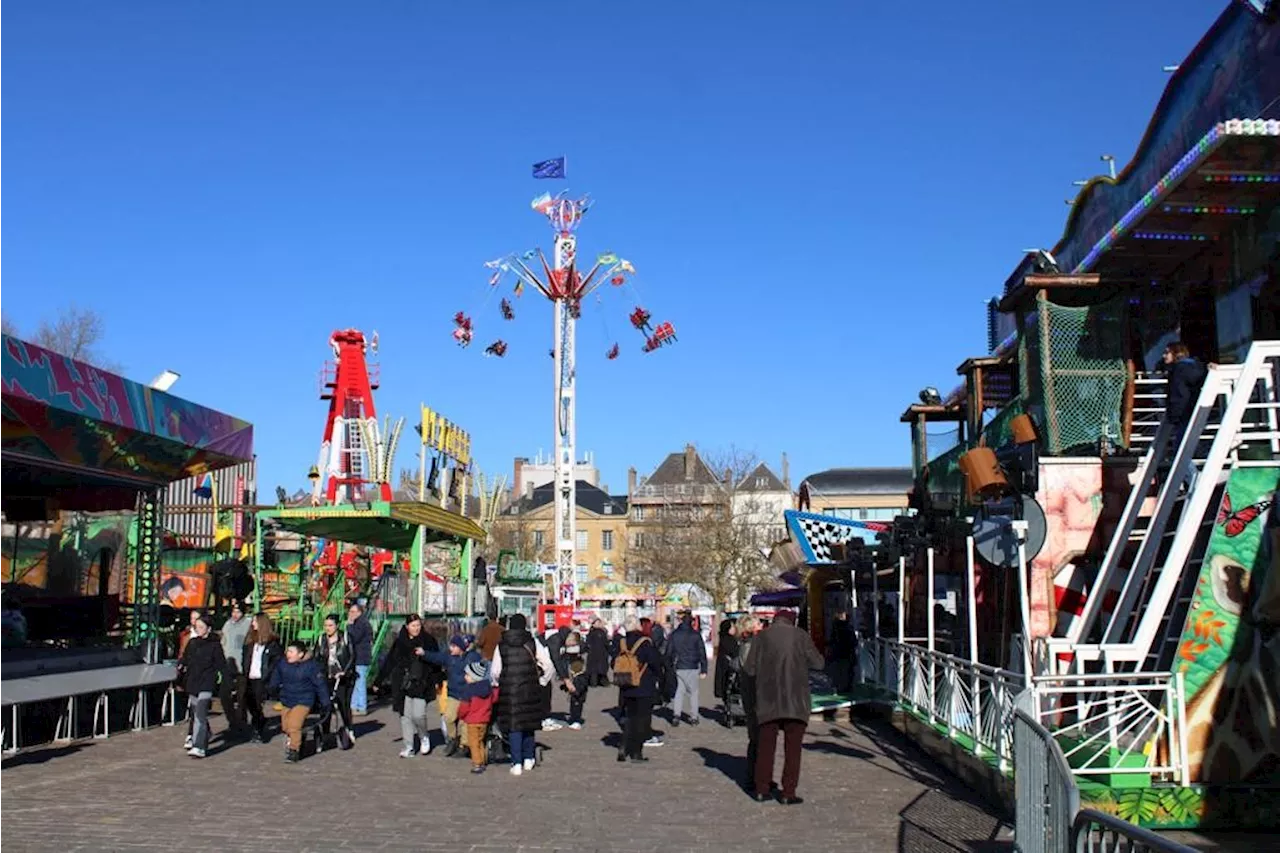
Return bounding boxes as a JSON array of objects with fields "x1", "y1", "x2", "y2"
[{"x1": 420, "y1": 404, "x2": 471, "y2": 466}]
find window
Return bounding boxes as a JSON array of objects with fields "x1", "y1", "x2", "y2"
[
  {"x1": 756, "y1": 477, "x2": 767, "y2": 488},
  {"x1": 633, "y1": 532, "x2": 646, "y2": 549},
  {"x1": 601, "y1": 561, "x2": 613, "y2": 577},
  {"x1": 575, "y1": 564, "x2": 588, "y2": 583},
  {"x1": 533, "y1": 530, "x2": 544, "y2": 549},
  {"x1": 576, "y1": 529, "x2": 589, "y2": 550},
  {"x1": 603, "y1": 504, "x2": 612, "y2": 515},
  {"x1": 602, "y1": 530, "x2": 614, "y2": 551},
  {"x1": 633, "y1": 506, "x2": 646, "y2": 522}
]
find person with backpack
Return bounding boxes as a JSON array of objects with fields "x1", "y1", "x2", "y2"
[
  {"x1": 385, "y1": 614, "x2": 440, "y2": 757},
  {"x1": 613, "y1": 616, "x2": 660, "y2": 763},
  {"x1": 489, "y1": 613, "x2": 554, "y2": 776}
]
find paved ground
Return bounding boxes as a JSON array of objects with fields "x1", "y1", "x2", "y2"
[{"x1": 2, "y1": 680, "x2": 1012, "y2": 852}]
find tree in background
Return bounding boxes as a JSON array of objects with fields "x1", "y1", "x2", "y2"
[
  {"x1": 3, "y1": 305, "x2": 121, "y2": 372},
  {"x1": 629, "y1": 445, "x2": 781, "y2": 610}
]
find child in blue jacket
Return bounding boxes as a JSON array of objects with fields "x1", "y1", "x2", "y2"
[{"x1": 268, "y1": 640, "x2": 331, "y2": 762}]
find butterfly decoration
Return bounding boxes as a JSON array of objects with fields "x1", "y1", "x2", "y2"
[{"x1": 1216, "y1": 492, "x2": 1273, "y2": 537}]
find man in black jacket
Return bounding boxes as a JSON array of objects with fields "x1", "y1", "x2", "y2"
[
  {"x1": 666, "y1": 614, "x2": 707, "y2": 726},
  {"x1": 347, "y1": 603, "x2": 373, "y2": 715},
  {"x1": 1159, "y1": 341, "x2": 1208, "y2": 480}
]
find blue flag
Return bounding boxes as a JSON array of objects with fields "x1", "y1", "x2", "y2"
[{"x1": 532, "y1": 157, "x2": 566, "y2": 179}]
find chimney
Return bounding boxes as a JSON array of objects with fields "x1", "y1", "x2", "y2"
[
  {"x1": 514, "y1": 458, "x2": 525, "y2": 498},
  {"x1": 628, "y1": 467, "x2": 637, "y2": 497},
  {"x1": 684, "y1": 443, "x2": 696, "y2": 480},
  {"x1": 724, "y1": 468, "x2": 732, "y2": 486},
  {"x1": 781, "y1": 452, "x2": 790, "y2": 490}
]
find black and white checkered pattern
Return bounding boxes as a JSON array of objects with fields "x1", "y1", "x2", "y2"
[{"x1": 793, "y1": 515, "x2": 859, "y2": 564}]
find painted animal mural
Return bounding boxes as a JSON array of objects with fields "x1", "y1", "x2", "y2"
[{"x1": 1174, "y1": 467, "x2": 1280, "y2": 784}]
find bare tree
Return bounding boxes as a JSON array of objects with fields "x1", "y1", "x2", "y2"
[
  {"x1": 14, "y1": 305, "x2": 122, "y2": 372},
  {"x1": 629, "y1": 444, "x2": 782, "y2": 610},
  {"x1": 1, "y1": 316, "x2": 18, "y2": 337},
  {"x1": 488, "y1": 506, "x2": 551, "y2": 565}
]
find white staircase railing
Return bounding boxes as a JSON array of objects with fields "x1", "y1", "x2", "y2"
[{"x1": 1069, "y1": 341, "x2": 1280, "y2": 667}]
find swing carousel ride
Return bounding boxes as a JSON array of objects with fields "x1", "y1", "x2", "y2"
[{"x1": 451, "y1": 188, "x2": 677, "y2": 607}]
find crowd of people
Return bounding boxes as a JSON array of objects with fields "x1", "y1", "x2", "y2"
[{"x1": 176, "y1": 602, "x2": 829, "y2": 802}]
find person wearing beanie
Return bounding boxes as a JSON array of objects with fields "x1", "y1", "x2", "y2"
[
  {"x1": 489, "y1": 611, "x2": 554, "y2": 776},
  {"x1": 423, "y1": 633, "x2": 481, "y2": 757},
  {"x1": 457, "y1": 659, "x2": 495, "y2": 774}
]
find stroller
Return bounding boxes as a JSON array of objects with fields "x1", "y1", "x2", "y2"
[
  {"x1": 310, "y1": 679, "x2": 355, "y2": 753},
  {"x1": 721, "y1": 664, "x2": 747, "y2": 728},
  {"x1": 484, "y1": 720, "x2": 545, "y2": 766}
]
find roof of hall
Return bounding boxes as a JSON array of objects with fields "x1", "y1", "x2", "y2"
[{"x1": 800, "y1": 467, "x2": 913, "y2": 496}]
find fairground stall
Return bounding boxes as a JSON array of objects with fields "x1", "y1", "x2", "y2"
[
  {"x1": 865, "y1": 4, "x2": 1280, "y2": 833},
  {"x1": 1, "y1": 334, "x2": 252, "y2": 750},
  {"x1": 253, "y1": 500, "x2": 486, "y2": 686}
]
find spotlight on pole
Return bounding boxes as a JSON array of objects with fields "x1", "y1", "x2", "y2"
[
  {"x1": 1162, "y1": 65, "x2": 1180, "y2": 73},
  {"x1": 1022, "y1": 249, "x2": 1059, "y2": 273},
  {"x1": 1100, "y1": 154, "x2": 1117, "y2": 179},
  {"x1": 919, "y1": 387, "x2": 943, "y2": 406}
]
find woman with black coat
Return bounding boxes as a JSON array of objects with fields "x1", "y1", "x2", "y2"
[
  {"x1": 178, "y1": 615, "x2": 225, "y2": 758},
  {"x1": 616, "y1": 616, "x2": 661, "y2": 763},
  {"x1": 586, "y1": 619, "x2": 611, "y2": 687},
  {"x1": 489, "y1": 613, "x2": 553, "y2": 776},
  {"x1": 385, "y1": 614, "x2": 440, "y2": 757},
  {"x1": 714, "y1": 618, "x2": 739, "y2": 703},
  {"x1": 312, "y1": 613, "x2": 356, "y2": 749},
  {"x1": 240, "y1": 612, "x2": 283, "y2": 742}
]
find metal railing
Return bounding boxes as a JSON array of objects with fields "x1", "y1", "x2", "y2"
[
  {"x1": 1070, "y1": 810, "x2": 1198, "y2": 853},
  {"x1": 862, "y1": 638, "x2": 1195, "y2": 853},
  {"x1": 866, "y1": 638, "x2": 1021, "y2": 771},
  {"x1": 1015, "y1": 691, "x2": 1078, "y2": 853},
  {"x1": 1031, "y1": 672, "x2": 1189, "y2": 785}
]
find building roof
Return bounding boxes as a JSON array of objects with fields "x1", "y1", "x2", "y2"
[
  {"x1": 738, "y1": 462, "x2": 788, "y2": 493},
  {"x1": 508, "y1": 480, "x2": 628, "y2": 517},
  {"x1": 643, "y1": 445, "x2": 722, "y2": 487},
  {"x1": 800, "y1": 467, "x2": 913, "y2": 496}
]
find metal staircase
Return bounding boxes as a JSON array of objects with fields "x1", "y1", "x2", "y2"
[{"x1": 1062, "y1": 341, "x2": 1280, "y2": 671}]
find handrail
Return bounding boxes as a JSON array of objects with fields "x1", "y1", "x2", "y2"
[{"x1": 1070, "y1": 810, "x2": 1199, "y2": 853}]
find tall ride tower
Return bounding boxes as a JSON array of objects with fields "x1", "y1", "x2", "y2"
[{"x1": 313, "y1": 329, "x2": 394, "y2": 505}]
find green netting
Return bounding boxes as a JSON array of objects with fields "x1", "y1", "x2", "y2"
[
  {"x1": 1028, "y1": 294, "x2": 1128, "y2": 454},
  {"x1": 928, "y1": 441, "x2": 968, "y2": 499}
]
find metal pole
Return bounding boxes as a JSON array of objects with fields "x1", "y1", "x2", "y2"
[
  {"x1": 965, "y1": 520, "x2": 979, "y2": 665},
  {"x1": 1014, "y1": 521, "x2": 1034, "y2": 678},
  {"x1": 872, "y1": 559, "x2": 880, "y2": 639},
  {"x1": 897, "y1": 555, "x2": 905, "y2": 644},
  {"x1": 927, "y1": 546, "x2": 936, "y2": 723},
  {"x1": 926, "y1": 547, "x2": 936, "y2": 654},
  {"x1": 966, "y1": 520, "x2": 981, "y2": 756}
]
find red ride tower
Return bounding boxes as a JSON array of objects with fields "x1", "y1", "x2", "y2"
[{"x1": 313, "y1": 329, "x2": 393, "y2": 505}]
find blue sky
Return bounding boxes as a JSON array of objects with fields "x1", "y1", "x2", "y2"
[{"x1": 4, "y1": 1, "x2": 1227, "y2": 496}]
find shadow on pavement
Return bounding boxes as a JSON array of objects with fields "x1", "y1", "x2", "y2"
[
  {"x1": 0, "y1": 743, "x2": 90, "y2": 768},
  {"x1": 692, "y1": 746, "x2": 755, "y2": 797},
  {"x1": 802, "y1": 738, "x2": 875, "y2": 761},
  {"x1": 898, "y1": 789, "x2": 1014, "y2": 853}
]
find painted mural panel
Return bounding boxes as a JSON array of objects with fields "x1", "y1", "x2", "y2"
[
  {"x1": 1, "y1": 334, "x2": 253, "y2": 481},
  {"x1": 1032, "y1": 461, "x2": 1129, "y2": 641},
  {"x1": 1172, "y1": 467, "x2": 1280, "y2": 784}
]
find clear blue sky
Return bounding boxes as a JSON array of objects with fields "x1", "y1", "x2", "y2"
[{"x1": 3, "y1": 1, "x2": 1227, "y2": 496}]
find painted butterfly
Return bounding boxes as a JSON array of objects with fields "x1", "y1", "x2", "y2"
[{"x1": 1216, "y1": 493, "x2": 1273, "y2": 537}]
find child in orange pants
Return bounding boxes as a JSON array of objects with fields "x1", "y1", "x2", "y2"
[{"x1": 457, "y1": 661, "x2": 495, "y2": 774}]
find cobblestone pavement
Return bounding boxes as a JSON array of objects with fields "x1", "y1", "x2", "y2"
[{"x1": 2, "y1": 680, "x2": 1011, "y2": 852}]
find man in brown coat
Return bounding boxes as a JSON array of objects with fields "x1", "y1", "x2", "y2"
[{"x1": 742, "y1": 610, "x2": 824, "y2": 804}]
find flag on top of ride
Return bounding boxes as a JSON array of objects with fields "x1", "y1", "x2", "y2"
[{"x1": 532, "y1": 157, "x2": 566, "y2": 179}]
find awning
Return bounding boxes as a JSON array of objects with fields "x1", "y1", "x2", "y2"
[
  {"x1": 2, "y1": 334, "x2": 253, "y2": 513},
  {"x1": 750, "y1": 587, "x2": 805, "y2": 607},
  {"x1": 258, "y1": 501, "x2": 485, "y2": 551}
]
